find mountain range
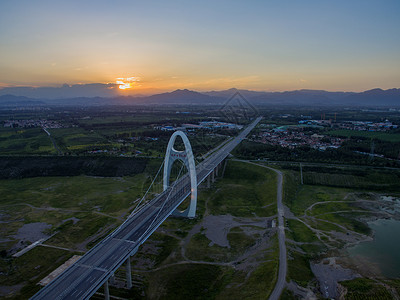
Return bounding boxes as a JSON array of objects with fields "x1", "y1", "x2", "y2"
[{"x1": 0, "y1": 88, "x2": 399, "y2": 107}]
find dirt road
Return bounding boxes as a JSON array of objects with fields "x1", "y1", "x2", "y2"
[{"x1": 239, "y1": 161, "x2": 287, "y2": 300}]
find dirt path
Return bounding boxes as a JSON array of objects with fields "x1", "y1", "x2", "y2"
[{"x1": 238, "y1": 161, "x2": 286, "y2": 300}]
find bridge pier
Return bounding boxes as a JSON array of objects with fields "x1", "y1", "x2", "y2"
[
  {"x1": 212, "y1": 169, "x2": 215, "y2": 183},
  {"x1": 207, "y1": 174, "x2": 211, "y2": 188},
  {"x1": 104, "y1": 280, "x2": 110, "y2": 300},
  {"x1": 221, "y1": 159, "x2": 227, "y2": 177},
  {"x1": 126, "y1": 256, "x2": 132, "y2": 289},
  {"x1": 110, "y1": 273, "x2": 115, "y2": 285}
]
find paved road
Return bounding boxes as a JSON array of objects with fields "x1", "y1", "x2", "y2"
[
  {"x1": 31, "y1": 117, "x2": 262, "y2": 300},
  {"x1": 242, "y1": 162, "x2": 287, "y2": 300}
]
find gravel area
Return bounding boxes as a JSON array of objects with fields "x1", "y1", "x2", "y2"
[
  {"x1": 12, "y1": 222, "x2": 52, "y2": 242},
  {"x1": 201, "y1": 214, "x2": 268, "y2": 248},
  {"x1": 311, "y1": 258, "x2": 359, "y2": 299},
  {"x1": 201, "y1": 215, "x2": 241, "y2": 247}
]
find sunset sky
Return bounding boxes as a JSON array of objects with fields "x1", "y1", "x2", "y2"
[{"x1": 1, "y1": 0, "x2": 399, "y2": 94}]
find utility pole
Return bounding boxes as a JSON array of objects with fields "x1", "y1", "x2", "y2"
[{"x1": 369, "y1": 140, "x2": 375, "y2": 160}]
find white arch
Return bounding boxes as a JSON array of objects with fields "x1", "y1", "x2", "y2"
[{"x1": 163, "y1": 131, "x2": 197, "y2": 218}]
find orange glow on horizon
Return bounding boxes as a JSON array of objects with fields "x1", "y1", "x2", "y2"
[{"x1": 116, "y1": 77, "x2": 140, "y2": 90}]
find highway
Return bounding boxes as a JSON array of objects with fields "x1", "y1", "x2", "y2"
[{"x1": 31, "y1": 116, "x2": 262, "y2": 300}]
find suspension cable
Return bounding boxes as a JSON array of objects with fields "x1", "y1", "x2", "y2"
[
  {"x1": 129, "y1": 159, "x2": 165, "y2": 218},
  {"x1": 138, "y1": 163, "x2": 185, "y2": 241}
]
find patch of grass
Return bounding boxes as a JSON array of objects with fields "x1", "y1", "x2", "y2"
[
  {"x1": 218, "y1": 236, "x2": 279, "y2": 299},
  {"x1": 307, "y1": 218, "x2": 346, "y2": 233},
  {"x1": 308, "y1": 201, "x2": 359, "y2": 216},
  {"x1": 147, "y1": 264, "x2": 230, "y2": 300},
  {"x1": 148, "y1": 233, "x2": 180, "y2": 266},
  {"x1": 304, "y1": 171, "x2": 400, "y2": 192},
  {"x1": 299, "y1": 243, "x2": 326, "y2": 256},
  {"x1": 316, "y1": 212, "x2": 371, "y2": 235},
  {"x1": 186, "y1": 233, "x2": 228, "y2": 262},
  {"x1": 161, "y1": 216, "x2": 199, "y2": 232},
  {"x1": 51, "y1": 127, "x2": 108, "y2": 152},
  {"x1": 279, "y1": 288, "x2": 296, "y2": 299},
  {"x1": 286, "y1": 219, "x2": 319, "y2": 244},
  {"x1": 340, "y1": 278, "x2": 393, "y2": 300},
  {"x1": 46, "y1": 213, "x2": 115, "y2": 249},
  {"x1": 227, "y1": 228, "x2": 256, "y2": 254},
  {"x1": 0, "y1": 128, "x2": 54, "y2": 155},
  {"x1": 287, "y1": 252, "x2": 314, "y2": 287},
  {"x1": 385, "y1": 279, "x2": 400, "y2": 297},
  {"x1": 174, "y1": 230, "x2": 188, "y2": 238},
  {"x1": 282, "y1": 170, "x2": 301, "y2": 210},
  {"x1": 291, "y1": 185, "x2": 350, "y2": 216},
  {"x1": 0, "y1": 174, "x2": 147, "y2": 217},
  {"x1": 0, "y1": 247, "x2": 74, "y2": 298},
  {"x1": 207, "y1": 161, "x2": 277, "y2": 217}
]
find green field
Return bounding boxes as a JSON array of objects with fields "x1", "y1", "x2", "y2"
[
  {"x1": 303, "y1": 169, "x2": 400, "y2": 192},
  {"x1": 0, "y1": 160, "x2": 280, "y2": 299},
  {"x1": 340, "y1": 278, "x2": 394, "y2": 300},
  {"x1": 207, "y1": 161, "x2": 277, "y2": 217},
  {"x1": 0, "y1": 174, "x2": 147, "y2": 215},
  {"x1": 0, "y1": 127, "x2": 55, "y2": 154},
  {"x1": 326, "y1": 129, "x2": 400, "y2": 142}
]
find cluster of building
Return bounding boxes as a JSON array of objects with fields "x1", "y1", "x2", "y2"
[
  {"x1": 158, "y1": 121, "x2": 243, "y2": 132},
  {"x1": 2, "y1": 119, "x2": 65, "y2": 129},
  {"x1": 117, "y1": 137, "x2": 159, "y2": 143},
  {"x1": 257, "y1": 128, "x2": 344, "y2": 150},
  {"x1": 335, "y1": 120, "x2": 397, "y2": 131},
  {"x1": 299, "y1": 119, "x2": 398, "y2": 131}
]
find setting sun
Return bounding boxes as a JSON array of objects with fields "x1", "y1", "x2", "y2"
[{"x1": 116, "y1": 77, "x2": 139, "y2": 90}]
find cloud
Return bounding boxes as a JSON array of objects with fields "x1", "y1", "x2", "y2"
[
  {"x1": 115, "y1": 77, "x2": 140, "y2": 90},
  {"x1": 0, "y1": 83, "x2": 122, "y2": 99}
]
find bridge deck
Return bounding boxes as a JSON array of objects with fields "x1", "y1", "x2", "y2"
[{"x1": 31, "y1": 117, "x2": 261, "y2": 300}]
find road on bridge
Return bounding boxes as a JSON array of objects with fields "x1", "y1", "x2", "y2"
[{"x1": 31, "y1": 117, "x2": 262, "y2": 300}]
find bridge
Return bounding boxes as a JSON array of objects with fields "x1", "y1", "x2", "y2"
[{"x1": 31, "y1": 116, "x2": 262, "y2": 300}]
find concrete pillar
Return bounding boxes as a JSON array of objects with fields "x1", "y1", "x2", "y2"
[
  {"x1": 212, "y1": 169, "x2": 215, "y2": 183},
  {"x1": 126, "y1": 256, "x2": 132, "y2": 289},
  {"x1": 207, "y1": 175, "x2": 211, "y2": 188},
  {"x1": 104, "y1": 280, "x2": 110, "y2": 300},
  {"x1": 216, "y1": 164, "x2": 219, "y2": 176},
  {"x1": 110, "y1": 273, "x2": 115, "y2": 285}
]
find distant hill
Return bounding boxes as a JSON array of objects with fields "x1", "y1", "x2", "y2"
[
  {"x1": 343, "y1": 88, "x2": 400, "y2": 106},
  {"x1": 140, "y1": 89, "x2": 223, "y2": 104},
  {"x1": 0, "y1": 87, "x2": 399, "y2": 107},
  {"x1": 0, "y1": 94, "x2": 46, "y2": 106},
  {"x1": 248, "y1": 89, "x2": 355, "y2": 106},
  {"x1": 203, "y1": 88, "x2": 269, "y2": 99}
]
